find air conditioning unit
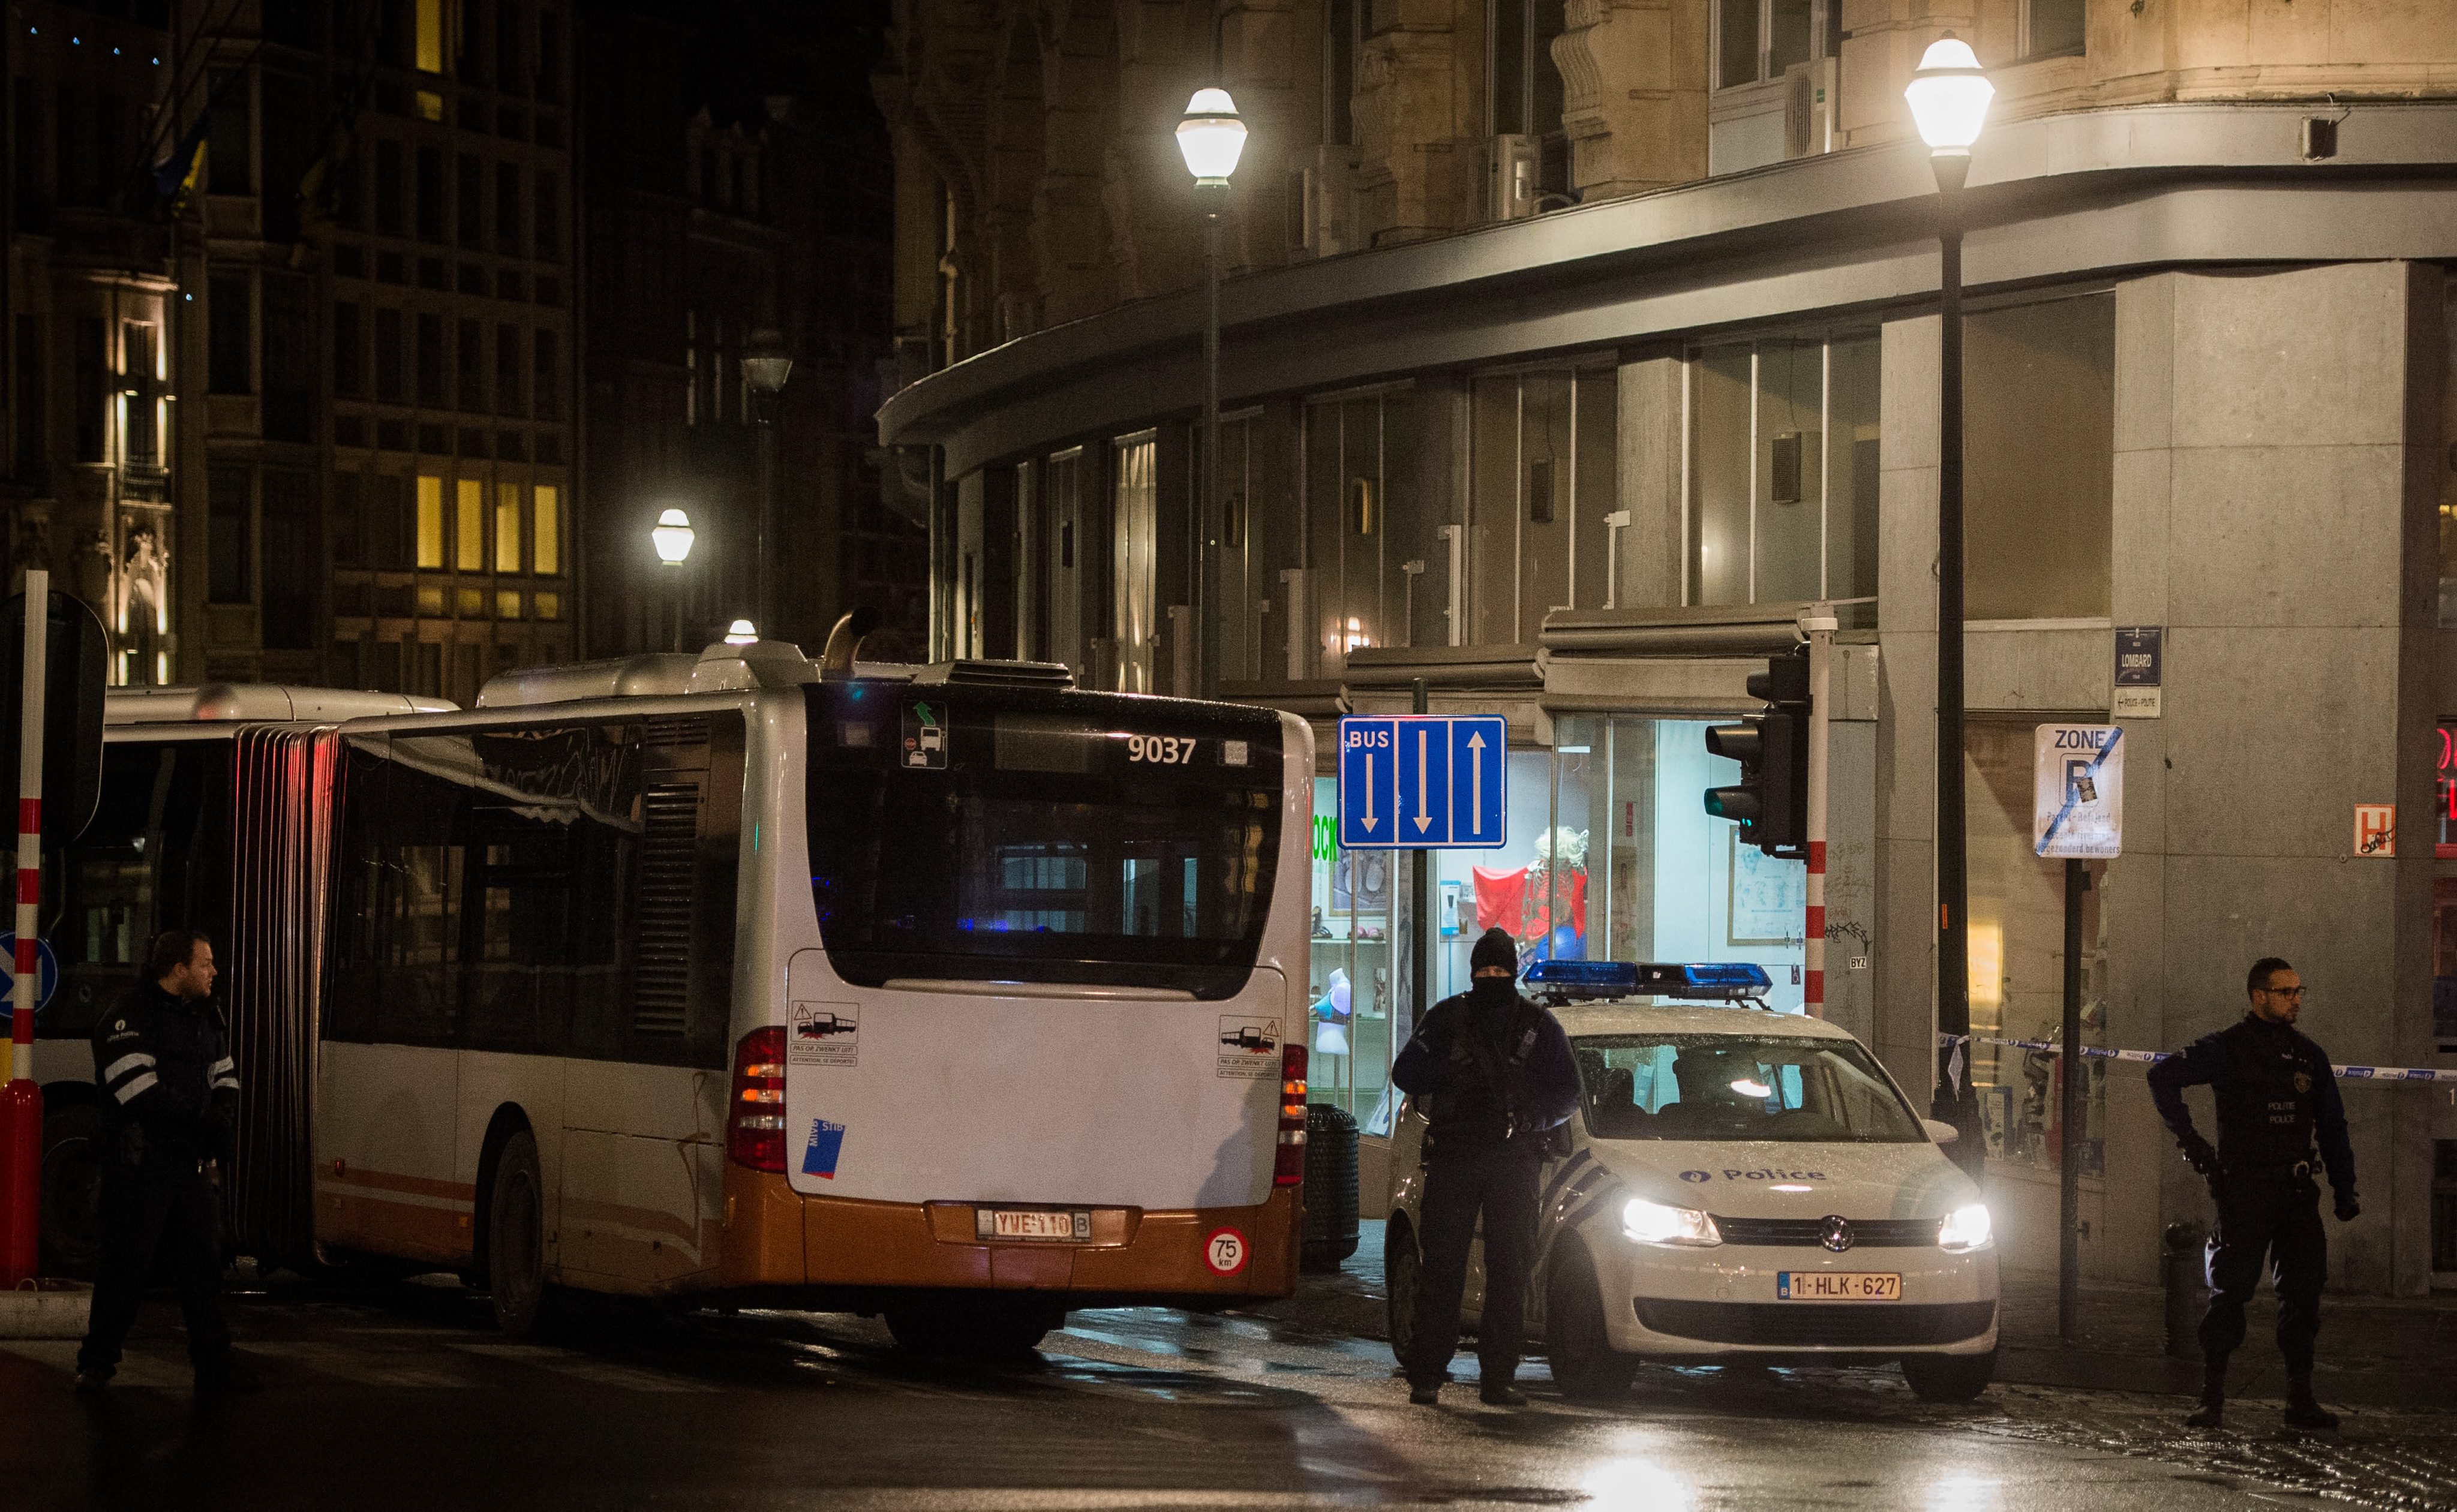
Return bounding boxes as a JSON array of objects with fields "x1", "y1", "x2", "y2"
[
  {"x1": 1783, "y1": 58, "x2": 1837, "y2": 160},
  {"x1": 1489, "y1": 133, "x2": 1540, "y2": 221},
  {"x1": 1293, "y1": 146, "x2": 1361, "y2": 258}
]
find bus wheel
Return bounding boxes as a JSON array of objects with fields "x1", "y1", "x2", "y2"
[
  {"x1": 885, "y1": 1298, "x2": 1059, "y2": 1359},
  {"x1": 1546, "y1": 1248, "x2": 1637, "y2": 1398},
  {"x1": 1384, "y1": 1218, "x2": 1420, "y2": 1369},
  {"x1": 40, "y1": 1101, "x2": 107, "y2": 1280},
  {"x1": 485, "y1": 1130, "x2": 548, "y2": 1339}
]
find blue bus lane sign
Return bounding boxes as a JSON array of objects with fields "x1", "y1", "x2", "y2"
[{"x1": 1338, "y1": 715, "x2": 1506, "y2": 850}]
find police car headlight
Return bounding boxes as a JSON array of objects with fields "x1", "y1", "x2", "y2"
[
  {"x1": 1937, "y1": 1203, "x2": 1993, "y2": 1254},
  {"x1": 1623, "y1": 1198, "x2": 1722, "y2": 1248}
]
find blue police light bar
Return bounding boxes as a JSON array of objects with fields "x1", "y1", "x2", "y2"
[{"x1": 1523, "y1": 959, "x2": 1773, "y2": 1004}]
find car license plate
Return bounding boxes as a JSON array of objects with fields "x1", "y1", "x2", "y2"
[
  {"x1": 977, "y1": 1209, "x2": 1091, "y2": 1242},
  {"x1": 1777, "y1": 1271, "x2": 1901, "y2": 1301}
]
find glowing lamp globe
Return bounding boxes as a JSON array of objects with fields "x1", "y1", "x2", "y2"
[
  {"x1": 1904, "y1": 36, "x2": 1994, "y2": 154},
  {"x1": 723, "y1": 618, "x2": 759, "y2": 645},
  {"x1": 1176, "y1": 88, "x2": 1248, "y2": 187},
  {"x1": 651, "y1": 507, "x2": 695, "y2": 565}
]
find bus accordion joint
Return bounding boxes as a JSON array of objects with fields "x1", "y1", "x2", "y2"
[
  {"x1": 1275, "y1": 1041, "x2": 1308, "y2": 1186},
  {"x1": 728, "y1": 1027, "x2": 788, "y2": 1173}
]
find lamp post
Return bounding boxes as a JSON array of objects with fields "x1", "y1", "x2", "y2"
[
  {"x1": 651, "y1": 506, "x2": 696, "y2": 651},
  {"x1": 1905, "y1": 35, "x2": 1994, "y2": 1164},
  {"x1": 1176, "y1": 86, "x2": 1247, "y2": 699},
  {"x1": 744, "y1": 332, "x2": 794, "y2": 643}
]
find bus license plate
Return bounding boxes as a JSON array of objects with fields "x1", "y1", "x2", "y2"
[
  {"x1": 978, "y1": 1209, "x2": 1091, "y2": 1242},
  {"x1": 1777, "y1": 1271, "x2": 1900, "y2": 1301}
]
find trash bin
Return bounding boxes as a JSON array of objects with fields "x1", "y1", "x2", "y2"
[
  {"x1": 1302, "y1": 1103, "x2": 1360, "y2": 1271},
  {"x1": 2163, "y1": 1221, "x2": 2206, "y2": 1360}
]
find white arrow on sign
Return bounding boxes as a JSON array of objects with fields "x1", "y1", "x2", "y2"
[
  {"x1": 1360, "y1": 754, "x2": 1379, "y2": 832},
  {"x1": 1414, "y1": 728, "x2": 1432, "y2": 834},
  {"x1": 1465, "y1": 731, "x2": 1486, "y2": 838}
]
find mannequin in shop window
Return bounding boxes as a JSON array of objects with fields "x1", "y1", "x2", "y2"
[{"x1": 1471, "y1": 826, "x2": 1590, "y2": 963}]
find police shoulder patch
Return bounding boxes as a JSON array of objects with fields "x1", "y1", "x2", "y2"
[{"x1": 2294, "y1": 1071, "x2": 2313, "y2": 1093}]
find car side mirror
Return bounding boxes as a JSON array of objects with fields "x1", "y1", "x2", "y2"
[{"x1": 1922, "y1": 1118, "x2": 1960, "y2": 1146}]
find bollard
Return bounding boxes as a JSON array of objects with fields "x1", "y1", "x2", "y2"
[{"x1": 2162, "y1": 1221, "x2": 2205, "y2": 1361}]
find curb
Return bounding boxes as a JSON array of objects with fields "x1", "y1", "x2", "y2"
[{"x1": 0, "y1": 1282, "x2": 92, "y2": 1339}]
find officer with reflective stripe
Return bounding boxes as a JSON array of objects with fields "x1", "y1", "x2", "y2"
[
  {"x1": 75, "y1": 930, "x2": 254, "y2": 1393},
  {"x1": 2147, "y1": 956, "x2": 2355, "y2": 1431}
]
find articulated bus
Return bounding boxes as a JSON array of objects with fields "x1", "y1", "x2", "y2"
[{"x1": 37, "y1": 638, "x2": 1313, "y2": 1353}]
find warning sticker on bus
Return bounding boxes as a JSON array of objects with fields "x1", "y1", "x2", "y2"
[
  {"x1": 791, "y1": 1002, "x2": 860, "y2": 1066},
  {"x1": 1217, "y1": 1017, "x2": 1279, "y2": 1080}
]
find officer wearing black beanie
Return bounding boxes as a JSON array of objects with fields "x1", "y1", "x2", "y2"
[{"x1": 1392, "y1": 926, "x2": 1579, "y2": 1406}]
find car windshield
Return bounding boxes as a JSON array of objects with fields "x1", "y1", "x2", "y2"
[{"x1": 1571, "y1": 1032, "x2": 1925, "y2": 1143}]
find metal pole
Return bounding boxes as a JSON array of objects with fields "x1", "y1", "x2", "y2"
[
  {"x1": 4, "y1": 572, "x2": 48, "y2": 1283},
  {"x1": 2059, "y1": 856, "x2": 2084, "y2": 1340},
  {"x1": 756, "y1": 394, "x2": 777, "y2": 639},
  {"x1": 1411, "y1": 677, "x2": 1429, "y2": 1045},
  {"x1": 1801, "y1": 603, "x2": 1837, "y2": 1019},
  {"x1": 1930, "y1": 152, "x2": 1977, "y2": 1168},
  {"x1": 1199, "y1": 208, "x2": 1223, "y2": 699}
]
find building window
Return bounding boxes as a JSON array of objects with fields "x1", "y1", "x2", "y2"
[
  {"x1": 209, "y1": 465, "x2": 252, "y2": 603},
  {"x1": 531, "y1": 329, "x2": 557, "y2": 420},
  {"x1": 496, "y1": 323, "x2": 523, "y2": 415},
  {"x1": 123, "y1": 323, "x2": 160, "y2": 467},
  {"x1": 533, "y1": 170, "x2": 559, "y2": 259},
  {"x1": 536, "y1": 10, "x2": 564, "y2": 104},
  {"x1": 416, "y1": 312, "x2": 446, "y2": 407},
  {"x1": 334, "y1": 303, "x2": 364, "y2": 398},
  {"x1": 1111, "y1": 431, "x2": 1158, "y2": 692},
  {"x1": 416, "y1": 145, "x2": 444, "y2": 242},
  {"x1": 1311, "y1": 387, "x2": 1434, "y2": 662},
  {"x1": 1716, "y1": 0, "x2": 1818, "y2": 91},
  {"x1": 263, "y1": 273, "x2": 315, "y2": 443},
  {"x1": 533, "y1": 484, "x2": 559, "y2": 575},
  {"x1": 456, "y1": 479, "x2": 485, "y2": 572},
  {"x1": 13, "y1": 314, "x2": 43, "y2": 488},
  {"x1": 1467, "y1": 368, "x2": 1616, "y2": 641},
  {"x1": 375, "y1": 139, "x2": 404, "y2": 235},
  {"x1": 370, "y1": 475, "x2": 407, "y2": 569},
  {"x1": 73, "y1": 316, "x2": 104, "y2": 464},
  {"x1": 375, "y1": 307, "x2": 405, "y2": 402},
  {"x1": 456, "y1": 152, "x2": 483, "y2": 247},
  {"x1": 262, "y1": 469, "x2": 317, "y2": 651},
  {"x1": 209, "y1": 272, "x2": 253, "y2": 394},
  {"x1": 495, "y1": 483, "x2": 522, "y2": 573},
  {"x1": 207, "y1": 68, "x2": 251, "y2": 194},
  {"x1": 497, "y1": 1, "x2": 524, "y2": 91},
  {"x1": 495, "y1": 162, "x2": 521, "y2": 253},
  {"x1": 457, "y1": 317, "x2": 484, "y2": 411},
  {"x1": 1965, "y1": 293, "x2": 2114, "y2": 620},
  {"x1": 415, "y1": 0, "x2": 449, "y2": 74},
  {"x1": 1686, "y1": 330, "x2": 1879, "y2": 608},
  {"x1": 1489, "y1": 0, "x2": 1570, "y2": 197},
  {"x1": 2025, "y1": 0, "x2": 2086, "y2": 59},
  {"x1": 416, "y1": 474, "x2": 446, "y2": 568}
]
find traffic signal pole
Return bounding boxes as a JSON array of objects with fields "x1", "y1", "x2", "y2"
[
  {"x1": 1800, "y1": 604, "x2": 1837, "y2": 1019},
  {"x1": 3, "y1": 570, "x2": 46, "y2": 1284}
]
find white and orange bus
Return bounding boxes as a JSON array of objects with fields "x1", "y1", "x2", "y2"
[{"x1": 42, "y1": 635, "x2": 1313, "y2": 1354}]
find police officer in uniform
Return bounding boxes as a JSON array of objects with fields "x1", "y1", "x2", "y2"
[
  {"x1": 2147, "y1": 956, "x2": 2355, "y2": 1431},
  {"x1": 1392, "y1": 927, "x2": 1580, "y2": 1406},
  {"x1": 73, "y1": 930, "x2": 254, "y2": 1394}
]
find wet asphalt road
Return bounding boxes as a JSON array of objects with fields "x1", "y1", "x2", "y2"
[{"x1": 0, "y1": 1271, "x2": 2434, "y2": 1511}]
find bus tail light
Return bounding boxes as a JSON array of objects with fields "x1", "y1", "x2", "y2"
[
  {"x1": 1274, "y1": 1041, "x2": 1308, "y2": 1186},
  {"x1": 728, "y1": 1027, "x2": 788, "y2": 1173}
]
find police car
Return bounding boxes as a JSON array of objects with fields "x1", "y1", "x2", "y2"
[{"x1": 1383, "y1": 961, "x2": 1998, "y2": 1401}]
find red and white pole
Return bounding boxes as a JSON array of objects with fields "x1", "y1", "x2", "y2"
[
  {"x1": 2, "y1": 571, "x2": 46, "y2": 1284},
  {"x1": 1801, "y1": 603, "x2": 1837, "y2": 1020}
]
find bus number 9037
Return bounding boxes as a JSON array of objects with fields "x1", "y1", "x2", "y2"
[{"x1": 1127, "y1": 735, "x2": 1197, "y2": 765}]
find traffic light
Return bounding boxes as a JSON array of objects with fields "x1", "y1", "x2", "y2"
[{"x1": 1704, "y1": 648, "x2": 1810, "y2": 858}]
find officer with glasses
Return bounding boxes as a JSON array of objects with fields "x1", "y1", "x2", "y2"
[{"x1": 2148, "y1": 956, "x2": 2357, "y2": 1432}]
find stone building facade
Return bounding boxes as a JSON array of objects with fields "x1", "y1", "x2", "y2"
[{"x1": 878, "y1": 0, "x2": 2457, "y2": 1295}]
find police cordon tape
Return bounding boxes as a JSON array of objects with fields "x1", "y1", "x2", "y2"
[{"x1": 1936, "y1": 1032, "x2": 2457, "y2": 1084}]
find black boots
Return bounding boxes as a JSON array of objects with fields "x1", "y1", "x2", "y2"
[
  {"x1": 2184, "y1": 1361, "x2": 2225, "y2": 1429},
  {"x1": 2284, "y1": 1375, "x2": 2339, "y2": 1432}
]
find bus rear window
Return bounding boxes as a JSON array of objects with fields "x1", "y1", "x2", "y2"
[{"x1": 806, "y1": 685, "x2": 1283, "y2": 998}]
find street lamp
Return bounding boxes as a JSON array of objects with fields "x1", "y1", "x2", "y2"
[
  {"x1": 1905, "y1": 35, "x2": 1993, "y2": 1166},
  {"x1": 652, "y1": 506, "x2": 696, "y2": 651},
  {"x1": 1177, "y1": 86, "x2": 1246, "y2": 699},
  {"x1": 744, "y1": 330, "x2": 794, "y2": 644}
]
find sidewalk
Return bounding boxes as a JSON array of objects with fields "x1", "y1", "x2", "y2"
[{"x1": 1254, "y1": 1222, "x2": 2457, "y2": 1411}]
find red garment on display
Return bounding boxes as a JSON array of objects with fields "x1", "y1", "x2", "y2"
[{"x1": 1473, "y1": 867, "x2": 1528, "y2": 933}]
